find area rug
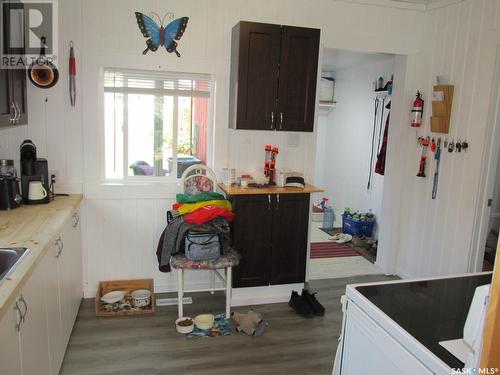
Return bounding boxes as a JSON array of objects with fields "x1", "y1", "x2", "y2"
[
  {"x1": 319, "y1": 227, "x2": 341, "y2": 236},
  {"x1": 310, "y1": 242, "x2": 359, "y2": 259},
  {"x1": 186, "y1": 313, "x2": 232, "y2": 339}
]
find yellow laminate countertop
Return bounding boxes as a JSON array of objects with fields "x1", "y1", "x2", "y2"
[
  {"x1": 218, "y1": 183, "x2": 323, "y2": 196},
  {"x1": 0, "y1": 194, "x2": 83, "y2": 319}
]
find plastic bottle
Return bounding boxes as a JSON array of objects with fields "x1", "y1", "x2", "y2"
[{"x1": 323, "y1": 206, "x2": 335, "y2": 230}]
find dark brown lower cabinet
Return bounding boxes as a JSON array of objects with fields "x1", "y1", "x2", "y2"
[{"x1": 230, "y1": 193, "x2": 310, "y2": 288}]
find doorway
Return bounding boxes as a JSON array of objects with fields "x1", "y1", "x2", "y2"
[
  {"x1": 309, "y1": 48, "x2": 396, "y2": 280},
  {"x1": 470, "y1": 46, "x2": 500, "y2": 273}
]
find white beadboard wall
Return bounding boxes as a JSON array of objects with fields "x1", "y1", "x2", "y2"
[
  {"x1": 79, "y1": 0, "x2": 425, "y2": 297},
  {"x1": 395, "y1": 0, "x2": 500, "y2": 278},
  {"x1": 0, "y1": 0, "x2": 84, "y2": 193},
  {"x1": 1, "y1": 0, "x2": 499, "y2": 297}
]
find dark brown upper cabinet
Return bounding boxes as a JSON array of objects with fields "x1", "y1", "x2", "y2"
[
  {"x1": 229, "y1": 21, "x2": 320, "y2": 132},
  {"x1": 0, "y1": 0, "x2": 28, "y2": 128}
]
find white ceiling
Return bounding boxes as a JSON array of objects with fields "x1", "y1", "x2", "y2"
[{"x1": 322, "y1": 48, "x2": 395, "y2": 73}]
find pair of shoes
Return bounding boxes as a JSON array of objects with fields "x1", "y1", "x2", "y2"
[
  {"x1": 301, "y1": 289, "x2": 325, "y2": 316},
  {"x1": 289, "y1": 291, "x2": 313, "y2": 318},
  {"x1": 288, "y1": 290, "x2": 325, "y2": 318},
  {"x1": 329, "y1": 233, "x2": 353, "y2": 244}
]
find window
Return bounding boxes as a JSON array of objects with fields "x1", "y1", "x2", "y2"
[{"x1": 104, "y1": 69, "x2": 212, "y2": 179}]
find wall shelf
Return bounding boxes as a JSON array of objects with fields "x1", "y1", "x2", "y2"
[{"x1": 319, "y1": 102, "x2": 336, "y2": 115}]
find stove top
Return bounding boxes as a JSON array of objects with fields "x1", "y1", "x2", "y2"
[{"x1": 355, "y1": 273, "x2": 492, "y2": 369}]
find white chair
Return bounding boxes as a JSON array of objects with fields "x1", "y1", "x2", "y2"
[{"x1": 169, "y1": 164, "x2": 239, "y2": 319}]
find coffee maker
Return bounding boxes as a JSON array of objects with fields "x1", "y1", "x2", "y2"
[
  {"x1": 0, "y1": 159, "x2": 22, "y2": 210},
  {"x1": 20, "y1": 140, "x2": 50, "y2": 204}
]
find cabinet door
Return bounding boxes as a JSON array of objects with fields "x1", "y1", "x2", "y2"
[
  {"x1": 11, "y1": 68, "x2": 27, "y2": 125},
  {"x1": 18, "y1": 259, "x2": 51, "y2": 375},
  {"x1": 231, "y1": 194, "x2": 273, "y2": 287},
  {"x1": 0, "y1": 302, "x2": 22, "y2": 375},
  {"x1": 270, "y1": 194, "x2": 309, "y2": 285},
  {"x1": 58, "y1": 236, "x2": 73, "y2": 348},
  {"x1": 277, "y1": 26, "x2": 320, "y2": 132},
  {"x1": 65, "y1": 210, "x2": 83, "y2": 326},
  {"x1": 231, "y1": 22, "x2": 281, "y2": 130},
  {"x1": 41, "y1": 242, "x2": 65, "y2": 375},
  {"x1": 0, "y1": 69, "x2": 14, "y2": 126},
  {"x1": 1, "y1": 0, "x2": 27, "y2": 127}
]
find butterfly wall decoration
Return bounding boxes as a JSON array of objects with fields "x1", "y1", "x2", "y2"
[{"x1": 135, "y1": 12, "x2": 189, "y2": 56}]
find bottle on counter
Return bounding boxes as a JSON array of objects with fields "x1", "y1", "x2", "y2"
[{"x1": 323, "y1": 206, "x2": 335, "y2": 230}]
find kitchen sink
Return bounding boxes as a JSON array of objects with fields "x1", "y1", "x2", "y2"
[{"x1": 0, "y1": 247, "x2": 29, "y2": 284}]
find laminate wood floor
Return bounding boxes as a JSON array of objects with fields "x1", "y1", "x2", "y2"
[{"x1": 61, "y1": 275, "x2": 396, "y2": 375}]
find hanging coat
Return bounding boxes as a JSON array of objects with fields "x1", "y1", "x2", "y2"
[{"x1": 375, "y1": 112, "x2": 390, "y2": 175}]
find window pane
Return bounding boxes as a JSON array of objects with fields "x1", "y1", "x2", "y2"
[
  {"x1": 192, "y1": 97, "x2": 209, "y2": 164},
  {"x1": 162, "y1": 96, "x2": 174, "y2": 177},
  {"x1": 104, "y1": 92, "x2": 123, "y2": 179},
  {"x1": 127, "y1": 94, "x2": 155, "y2": 176},
  {"x1": 104, "y1": 69, "x2": 211, "y2": 180}
]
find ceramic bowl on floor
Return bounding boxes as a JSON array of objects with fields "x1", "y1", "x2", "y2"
[
  {"x1": 131, "y1": 289, "x2": 152, "y2": 308},
  {"x1": 194, "y1": 314, "x2": 215, "y2": 330},
  {"x1": 101, "y1": 290, "x2": 126, "y2": 304},
  {"x1": 175, "y1": 317, "x2": 194, "y2": 334}
]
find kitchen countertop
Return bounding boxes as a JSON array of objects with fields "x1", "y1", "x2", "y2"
[
  {"x1": 354, "y1": 273, "x2": 492, "y2": 369},
  {"x1": 218, "y1": 183, "x2": 323, "y2": 195},
  {"x1": 0, "y1": 194, "x2": 83, "y2": 319}
]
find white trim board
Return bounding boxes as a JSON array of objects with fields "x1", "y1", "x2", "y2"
[
  {"x1": 231, "y1": 283, "x2": 304, "y2": 307},
  {"x1": 85, "y1": 282, "x2": 304, "y2": 307}
]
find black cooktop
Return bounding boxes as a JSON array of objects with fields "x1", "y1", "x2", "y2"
[{"x1": 355, "y1": 273, "x2": 492, "y2": 370}]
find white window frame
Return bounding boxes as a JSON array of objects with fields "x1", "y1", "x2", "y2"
[{"x1": 103, "y1": 68, "x2": 214, "y2": 183}]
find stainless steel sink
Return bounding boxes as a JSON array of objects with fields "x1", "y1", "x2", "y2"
[{"x1": 0, "y1": 248, "x2": 29, "y2": 284}]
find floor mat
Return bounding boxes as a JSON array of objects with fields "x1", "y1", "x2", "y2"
[
  {"x1": 319, "y1": 227, "x2": 341, "y2": 236},
  {"x1": 186, "y1": 313, "x2": 232, "y2": 339},
  {"x1": 310, "y1": 242, "x2": 359, "y2": 259}
]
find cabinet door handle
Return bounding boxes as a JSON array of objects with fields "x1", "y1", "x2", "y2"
[
  {"x1": 279, "y1": 112, "x2": 284, "y2": 130},
  {"x1": 268, "y1": 194, "x2": 271, "y2": 210},
  {"x1": 9, "y1": 102, "x2": 16, "y2": 123},
  {"x1": 276, "y1": 194, "x2": 280, "y2": 209},
  {"x1": 55, "y1": 237, "x2": 63, "y2": 258},
  {"x1": 14, "y1": 301, "x2": 22, "y2": 331},
  {"x1": 18, "y1": 295, "x2": 28, "y2": 323},
  {"x1": 73, "y1": 211, "x2": 80, "y2": 228},
  {"x1": 270, "y1": 111, "x2": 275, "y2": 130},
  {"x1": 14, "y1": 102, "x2": 21, "y2": 122}
]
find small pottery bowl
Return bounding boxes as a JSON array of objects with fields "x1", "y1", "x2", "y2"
[
  {"x1": 131, "y1": 289, "x2": 152, "y2": 308},
  {"x1": 194, "y1": 314, "x2": 215, "y2": 330},
  {"x1": 175, "y1": 317, "x2": 194, "y2": 334},
  {"x1": 101, "y1": 290, "x2": 126, "y2": 304}
]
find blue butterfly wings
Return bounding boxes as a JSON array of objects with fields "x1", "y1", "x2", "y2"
[{"x1": 135, "y1": 12, "x2": 189, "y2": 57}]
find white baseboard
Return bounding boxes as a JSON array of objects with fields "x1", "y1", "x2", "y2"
[
  {"x1": 231, "y1": 283, "x2": 304, "y2": 307},
  {"x1": 85, "y1": 282, "x2": 303, "y2": 307}
]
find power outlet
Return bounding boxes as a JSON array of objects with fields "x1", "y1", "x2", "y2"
[{"x1": 49, "y1": 170, "x2": 58, "y2": 182}]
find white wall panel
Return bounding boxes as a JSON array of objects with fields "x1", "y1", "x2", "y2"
[
  {"x1": 396, "y1": 0, "x2": 500, "y2": 278},
  {"x1": 1, "y1": 0, "x2": 499, "y2": 296}
]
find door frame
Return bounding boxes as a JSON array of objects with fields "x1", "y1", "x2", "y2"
[
  {"x1": 469, "y1": 46, "x2": 500, "y2": 272},
  {"x1": 309, "y1": 48, "x2": 409, "y2": 277}
]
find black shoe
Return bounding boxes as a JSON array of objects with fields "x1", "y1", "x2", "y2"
[
  {"x1": 301, "y1": 289, "x2": 325, "y2": 316},
  {"x1": 288, "y1": 291, "x2": 314, "y2": 318}
]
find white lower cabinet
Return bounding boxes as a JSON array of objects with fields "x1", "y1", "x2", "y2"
[
  {"x1": 0, "y1": 208, "x2": 83, "y2": 375},
  {"x1": 0, "y1": 296, "x2": 22, "y2": 374}
]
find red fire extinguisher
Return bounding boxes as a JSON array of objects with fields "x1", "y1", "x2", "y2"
[{"x1": 410, "y1": 91, "x2": 424, "y2": 128}]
